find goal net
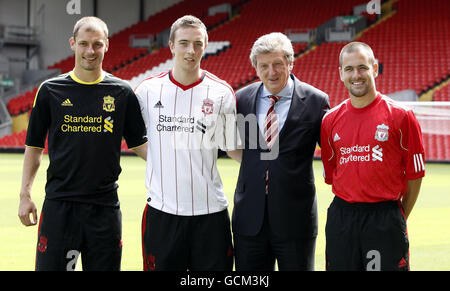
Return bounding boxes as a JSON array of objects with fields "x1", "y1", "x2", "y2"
[
  {"x1": 401, "y1": 101, "x2": 450, "y2": 161},
  {"x1": 401, "y1": 102, "x2": 450, "y2": 135}
]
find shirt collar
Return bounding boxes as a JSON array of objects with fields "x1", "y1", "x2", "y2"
[
  {"x1": 70, "y1": 70, "x2": 105, "y2": 85},
  {"x1": 261, "y1": 75, "x2": 294, "y2": 99}
]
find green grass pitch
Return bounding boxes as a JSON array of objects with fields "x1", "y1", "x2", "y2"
[{"x1": 1, "y1": 153, "x2": 449, "y2": 270}]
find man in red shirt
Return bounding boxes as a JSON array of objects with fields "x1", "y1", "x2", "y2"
[{"x1": 320, "y1": 42, "x2": 424, "y2": 271}]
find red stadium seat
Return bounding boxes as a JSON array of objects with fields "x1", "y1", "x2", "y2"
[
  {"x1": 47, "y1": 0, "x2": 238, "y2": 75},
  {"x1": 4, "y1": 0, "x2": 449, "y2": 161}
]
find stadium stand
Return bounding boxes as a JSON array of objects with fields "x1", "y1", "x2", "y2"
[
  {"x1": 6, "y1": 0, "x2": 245, "y2": 118},
  {"x1": 0, "y1": 130, "x2": 27, "y2": 148},
  {"x1": 6, "y1": 0, "x2": 369, "y2": 116},
  {"x1": 202, "y1": 0, "x2": 368, "y2": 89},
  {"x1": 290, "y1": 0, "x2": 450, "y2": 162},
  {"x1": 423, "y1": 133, "x2": 450, "y2": 162},
  {"x1": 125, "y1": 0, "x2": 368, "y2": 89},
  {"x1": 124, "y1": 41, "x2": 232, "y2": 87},
  {"x1": 1, "y1": 0, "x2": 449, "y2": 162},
  {"x1": 292, "y1": 42, "x2": 348, "y2": 107},
  {"x1": 356, "y1": 0, "x2": 450, "y2": 96},
  {"x1": 6, "y1": 87, "x2": 37, "y2": 116},
  {"x1": 434, "y1": 83, "x2": 450, "y2": 102},
  {"x1": 293, "y1": 0, "x2": 450, "y2": 107},
  {"x1": 358, "y1": 0, "x2": 450, "y2": 162},
  {"x1": 48, "y1": 0, "x2": 242, "y2": 74}
]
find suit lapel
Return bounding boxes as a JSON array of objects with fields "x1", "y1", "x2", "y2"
[
  {"x1": 241, "y1": 82, "x2": 266, "y2": 150},
  {"x1": 251, "y1": 84, "x2": 267, "y2": 149},
  {"x1": 249, "y1": 83, "x2": 261, "y2": 115},
  {"x1": 279, "y1": 76, "x2": 307, "y2": 141}
]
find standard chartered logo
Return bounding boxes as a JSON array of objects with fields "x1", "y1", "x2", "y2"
[
  {"x1": 372, "y1": 145, "x2": 383, "y2": 162},
  {"x1": 339, "y1": 144, "x2": 383, "y2": 165},
  {"x1": 157, "y1": 114, "x2": 195, "y2": 133},
  {"x1": 103, "y1": 116, "x2": 114, "y2": 133},
  {"x1": 61, "y1": 114, "x2": 113, "y2": 133}
]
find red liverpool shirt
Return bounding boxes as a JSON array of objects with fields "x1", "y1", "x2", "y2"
[{"x1": 320, "y1": 93, "x2": 425, "y2": 203}]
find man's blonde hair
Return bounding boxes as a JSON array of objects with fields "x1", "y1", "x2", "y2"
[
  {"x1": 169, "y1": 15, "x2": 208, "y2": 44},
  {"x1": 73, "y1": 16, "x2": 109, "y2": 40}
]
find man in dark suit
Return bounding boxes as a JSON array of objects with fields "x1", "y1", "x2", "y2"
[{"x1": 233, "y1": 32, "x2": 330, "y2": 271}]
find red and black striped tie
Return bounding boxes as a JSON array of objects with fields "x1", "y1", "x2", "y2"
[
  {"x1": 264, "y1": 95, "x2": 280, "y2": 194},
  {"x1": 264, "y1": 95, "x2": 280, "y2": 149}
]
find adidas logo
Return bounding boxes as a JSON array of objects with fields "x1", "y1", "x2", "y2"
[
  {"x1": 154, "y1": 100, "x2": 163, "y2": 108},
  {"x1": 398, "y1": 257, "x2": 408, "y2": 269},
  {"x1": 333, "y1": 133, "x2": 341, "y2": 142},
  {"x1": 61, "y1": 99, "x2": 73, "y2": 106}
]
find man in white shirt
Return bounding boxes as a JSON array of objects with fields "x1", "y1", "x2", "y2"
[{"x1": 135, "y1": 15, "x2": 241, "y2": 271}]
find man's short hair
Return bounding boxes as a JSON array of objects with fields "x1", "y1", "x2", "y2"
[
  {"x1": 73, "y1": 16, "x2": 109, "y2": 40},
  {"x1": 169, "y1": 15, "x2": 208, "y2": 45},
  {"x1": 250, "y1": 32, "x2": 294, "y2": 68},
  {"x1": 339, "y1": 41, "x2": 377, "y2": 67}
]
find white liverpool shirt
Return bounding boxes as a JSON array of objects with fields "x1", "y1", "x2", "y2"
[{"x1": 135, "y1": 70, "x2": 239, "y2": 215}]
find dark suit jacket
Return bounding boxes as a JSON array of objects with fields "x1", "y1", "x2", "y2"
[{"x1": 232, "y1": 74, "x2": 330, "y2": 239}]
